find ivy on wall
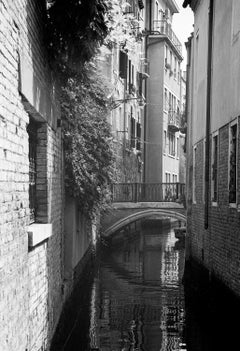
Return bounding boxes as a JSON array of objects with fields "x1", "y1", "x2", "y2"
[
  {"x1": 62, "y1": 63, "x2": 114, "y2": 216},
  {"x1": 46, "y1": 0, "x2": 109, "y2": 67},
  {"x1": 46, "y1": 0, "x2": 115, "y2": 216}
]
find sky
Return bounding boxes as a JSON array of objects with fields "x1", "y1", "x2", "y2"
[{"x1": 172, "y1": 0, "x2": 194, "y2": 69}]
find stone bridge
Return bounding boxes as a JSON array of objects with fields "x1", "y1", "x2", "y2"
[{"x1": 101, "y1": 201, "x2": 186, "y2": 237}]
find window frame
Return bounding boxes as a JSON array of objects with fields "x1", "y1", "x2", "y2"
[
  {"x1": 211, "y1": 131, "x2": 219, "y2": 206},
  {"x1": 193, "y1": 145, "x2": 197, "y2": 204},
  {"x1": 228, "y1": 119, "x2": 238, "y2": 207}
]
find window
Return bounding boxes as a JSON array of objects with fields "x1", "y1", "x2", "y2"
[
  {"x1": 178, "y1": 62, "x2": 180, "y2": 83},
  {"x1": 168, "y1": 131, "x2": 175, "y2": 156},
  {"x1": 203, "y1": 139, "x2": 206, "y2": 203},
  {"x1": 229, "y1": 123, "x2": 237, "y2": 204},
  {"x1": 165, "y1": 45, "x2": 168, "y2": 68},
  {"x1": 172, "y1": 174, "x2": 177, "y2": 183},
  {"x1": 193, "y1": 146, "x2": 196, "y2": 203},
  {"x1": 28, "y1": 120, "x2": 38, "y2": 224},
  {"x1": 169, "y1": 92, "x2": 172, "y2": 111},
  {"x1": 164, "y1": 88, "x2": 168, "y2": 110},
  {"x1": 177, "y1": 137, "x2": 179, "y2": 158},
  {"x1": 174, "y1": 57, "x2": 177, "y2": 79},
  {"x1": 211, "y1": 134, "x2": 218, "y2": 203},
  {"x1": 165, "y1": 172, "x2": 171, "y2": 183},
  {"x1": 130, "y1": 113, "x2": 136, "y2": 148},
  {"x1": 164, "y1": 130, "x2": 167, "y2": 152},
  {"x1": 136, "y1": 122, "x2": 141, "y2": 150},
  {"x1": 119, "y1": 51, "x2": 128, "y2": 79},
  {"x1": 128, "y1": 60, "x2": 132, "y2": 93}
]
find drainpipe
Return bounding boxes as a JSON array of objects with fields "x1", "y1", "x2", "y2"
[
  {"x1": 123, "y1": 78, "x2": 127, "y2": 182},
  {"x1": 143, "y1": 36, "x2": 148, "y2": 183},
  {"x1": 204, "y1": 0, "x2": 214, "y2": 229}
]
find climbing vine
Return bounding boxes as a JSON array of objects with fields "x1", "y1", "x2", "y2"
[
  {"x1": 45, "y1": 0, "x2": 143, "y2": 215},
  {"x1": 46, "y1": 0, "x2": 109, "y2": 67},
  {"x1": 62, "y1": 62, "x2": 114, "y2": 216},
  {"x1": 46, "y1": 0, "x2": 116, "y2": 216}
]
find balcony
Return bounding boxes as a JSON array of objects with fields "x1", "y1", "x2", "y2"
[
  {"x1": 140, "y1": 58, "x2": 150, "y2": 78},
  {"x1": 168, "y1": 110, "x2": 180, "y2": 132},
  {"x1": 152, "y1": 20, "x2": 182, "y2": 57}
]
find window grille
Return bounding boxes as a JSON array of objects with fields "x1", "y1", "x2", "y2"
[
  {"x1": 212, "y1": 135, "x2": 218, "y2": 202},
  {"x1": 229, "y1": 124, "x2": 237, "y2": 203},
  {"x1": 27, "y1": 121, "x2": 38, "y2": 223}
]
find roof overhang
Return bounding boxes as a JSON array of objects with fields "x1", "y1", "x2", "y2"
[{"x1": 165, "y1": 0, "x2": 180, "y2": 13}]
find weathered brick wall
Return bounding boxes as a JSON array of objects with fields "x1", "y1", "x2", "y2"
[
  {"x1": 0, "y1": 1, "x2": 64, "y2": 350},
  {"x1": 188, "y1": 117, "x2": 240, "y2": 297}
]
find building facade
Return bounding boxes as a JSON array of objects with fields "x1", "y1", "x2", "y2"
[
  {"x1": 184, "y1": 0, "x2": 240, "y2": 298},
  {"x1": 98, "y1": 0, "x2": 147, "y2": 183},
  {"x1": 0, "y1": 1, "x2": 96, "y2": 350},
  {"x1": 144, "y1": 0, "x2": 185, "y2": 186}
]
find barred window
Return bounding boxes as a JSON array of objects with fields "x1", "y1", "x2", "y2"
[
  {"x1": 229, "y1": 123, "x2": 237, "y2": 204},
  {"x1": 27, "y1": 120, "x2": 38, "y2": 223},
  {"x1": 212, "y1": 134, "x2": 218, "y2": 203}
]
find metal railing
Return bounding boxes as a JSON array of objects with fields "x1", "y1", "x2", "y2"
[
  {"x1": 168, "y1": 110, "x2": 180, "y2": 132},
  {"x1": 112, "y1": 183, "x2": 185, "y2": 203},
  {"x1": 152, "y1": 20, "x2": 182, "y2": 56}
]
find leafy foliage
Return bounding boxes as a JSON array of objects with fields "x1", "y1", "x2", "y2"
[
  {"x1": 62, "y1": 62, "x2": 114, "y2": 216},
  {"x1": 46, "y1": 0, "x2": 109, "y2": 67},
  {"x1": 104, "y1": 0, "x2": 141, "y2": 52}
]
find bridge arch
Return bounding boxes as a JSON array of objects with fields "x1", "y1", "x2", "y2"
[{"x1": 103, "y1": 208, "x2": 186, "y2": 237}]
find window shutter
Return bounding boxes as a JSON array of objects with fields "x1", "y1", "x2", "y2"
[{"x1": 119, "y1": 51, "x2": 128, "y2": 78}]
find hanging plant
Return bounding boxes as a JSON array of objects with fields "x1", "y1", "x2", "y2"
[{"x1": 62, "y1": 61, "x2": 114, "y2": 217}]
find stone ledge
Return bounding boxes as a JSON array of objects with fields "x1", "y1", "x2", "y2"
[
  {"x1": 112, "y1": 201, "x2": 185, "y2": 209},
  {"x1": 27, "y1": 223, "x2": 52, "y2": 248}
]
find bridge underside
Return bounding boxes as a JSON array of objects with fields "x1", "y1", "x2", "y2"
[{"x1": 101, "y1": 202, "x2": 186, "y2": 237}]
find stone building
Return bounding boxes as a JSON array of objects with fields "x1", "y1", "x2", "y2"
[
  {"x1": 98, "y1": 0, "x2": 147, "y2": 183},
  {"x1": 144, "y1": 0, "x2": 185, "y2": 186},
  {"x1": 0, "y1": 1, "x2": 94, "y2": 350},
  {"x1": 184, "y1": 0, "x2": 240, "y2": 298}
]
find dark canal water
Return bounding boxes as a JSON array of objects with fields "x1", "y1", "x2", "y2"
[{"x1": 52, "y1": 218, "x2": 239, "y2": 351}]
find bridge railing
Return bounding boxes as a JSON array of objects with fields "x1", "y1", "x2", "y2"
[{"x1": 112, "y1": 183, "x2": 185, "y2": 203}]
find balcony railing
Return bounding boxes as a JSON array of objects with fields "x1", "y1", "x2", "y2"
[
  {"x1": 112, "y1": 183, "x2": 185, "y2": 203},
  {"x1": 168, "y1": 110, "x2": 180, "y2": 132},
  {"x1": 152, "y1": 20, "x2": 182, "y2": 56},
  {"x1": 140, "y1": 58, "x2": 150, "y2": 77}
]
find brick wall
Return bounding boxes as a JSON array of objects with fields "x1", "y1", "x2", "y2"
[
  {"x1": 0, "y1": 0, "x2": 64, "y2": 350},
  {"x1": 188, "y1": 116, "x2": 240, "y2": 298}
]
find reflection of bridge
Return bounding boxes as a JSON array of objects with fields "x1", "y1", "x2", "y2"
[{"x1": 102, "y1": 183, "x2": 186, "y2": 237}]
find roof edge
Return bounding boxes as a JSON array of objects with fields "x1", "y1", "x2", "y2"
[{"x1": 165, "y1": 0, "x2": 180, "y2": 13}]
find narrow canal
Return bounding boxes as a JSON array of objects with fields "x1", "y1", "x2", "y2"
[{"x1": 51, "y1": 217, "x2": 239, "y2": 351}]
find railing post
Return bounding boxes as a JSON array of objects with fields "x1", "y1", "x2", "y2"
[
  {"x1": 134, "y1": 183, "x2": 138, "y2": 202},
  {"x1": 176, "y1": 182, "x2": 179, "y2": 200}
]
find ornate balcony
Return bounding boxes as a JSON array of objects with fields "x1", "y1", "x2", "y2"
[
  {"x1": 168, "y1": 110, "x2": 180, "y2": 132},
  {"x1": 152, "y1": 20, "x2": 182, "y2": 57}
]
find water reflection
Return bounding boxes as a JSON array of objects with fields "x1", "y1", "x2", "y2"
[
  {"x1": 52, "y1": 217, "x2": 240, "y2": 351},
  {"x1": 89, "y1": 218, "x2": 186, "y2": 351}
]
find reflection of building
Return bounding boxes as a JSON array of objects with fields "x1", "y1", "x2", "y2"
[
  {"x1": 95, "y1": 219, "x2": 185, "y2": 350},
  {"x1": 145, "y1": 0, "x2": 185, "y2": 184},
  {"x1": 184, "y1": 0, "x2": 240, "y2": 299}
]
